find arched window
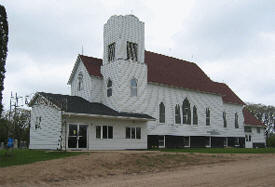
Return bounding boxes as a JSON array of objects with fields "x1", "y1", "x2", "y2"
[
  {"x1": 78, "y1": 73, "x2": 83, "y2": 91},
  {"x1": 175, "y1": 104, "x2": 181, "y2": 124},
  {"x1": 107, "y1": 79, "x2": 112, "y2": 97},
  {"x1": 206, "y1": 108, "x2": 210, "y2": 126},
  {"x1": 235, "y1": 113, "x2": 239, "y2": 128},
  {"x1": 193, "y1": 106, "x2": 198, "y2": 125},
  {"x1": 130, "y1": 79, "x2": 137, "y2": 97},
  {"x1": 223, "y1": 112, "x2": 227, "y2": 128},
  {"x1": 159, "y1": 102, "x2": 165, "y2": 123},
  {"x1": 182, "y1": 98, "x2": 191, "y2": 124}
]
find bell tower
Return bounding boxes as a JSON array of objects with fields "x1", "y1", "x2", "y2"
[{"x1": 101, "y1": 15, "x2": 148, "y2": 113}]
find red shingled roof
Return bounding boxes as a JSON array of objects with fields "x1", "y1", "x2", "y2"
[
  {"x1": 80, "y1": 55, "x2": 102, "y2": 77},
  {"x1": 78, "y1": 51, "x2": 245, "y2": 105},
  {"x1": 243, "y1": 108, "x2": 265, "y2": 127}
]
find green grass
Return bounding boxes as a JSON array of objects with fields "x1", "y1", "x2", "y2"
[
  {"x1": 155, "y1": 148, "x2": 275, "y2": 154},
  {"x1": 0, "y1": 149, "x2": 83, "y2": 168}
]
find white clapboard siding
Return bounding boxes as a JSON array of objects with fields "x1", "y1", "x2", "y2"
[
  {"x1": 29, "y1": 104, "x2": 62, "y2": 150},
  {"x1": 251, "y1": 126, "x2": 266, "y2": 143},
  {"x1": 67, "y1": 116, "x2": 147, "y2": 150}
]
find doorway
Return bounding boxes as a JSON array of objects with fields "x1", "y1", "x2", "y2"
[{"x1": 68, "y1": 124, "x2": 88, "y2": 149}]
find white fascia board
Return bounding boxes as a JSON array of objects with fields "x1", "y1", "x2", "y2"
[{"x1": 63, "y1": 112, "x2": 155, "y2": 121}]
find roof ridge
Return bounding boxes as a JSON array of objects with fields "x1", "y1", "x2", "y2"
[
  {"x1": 145, "y1": 50, "x2": 196, "y2": 65},
  {"x1": 79, "y1": 54, "x2": 102, "y2": 61}
]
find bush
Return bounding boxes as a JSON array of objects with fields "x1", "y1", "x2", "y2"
[{"x1": 267, "y1": 134, "x2": 275, "y2": 147}]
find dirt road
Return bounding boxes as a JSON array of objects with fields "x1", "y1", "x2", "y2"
[
  {"x1": 89, "y1": 154, "x2": 275, "y2": 187},
  {"x1": 1, "y1": 151, "x2": 275, "y2": 187}
]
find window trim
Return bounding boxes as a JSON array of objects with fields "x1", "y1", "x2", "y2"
[
  {"x1": 159, "y1": 102, "x2": 165, "y2": 123},
  {"x1": 108, "y1": 42, "x2": 116, "y2": 62},
  {"x1": 95, "y1": 125, "x2": 113, "y2": 139},
  {"x1": 127, "y1": 41, "x2": 138, "y2": 61},
  {"x1": 77, "y1": 72, "x2": 84, "y2": 91},
  {"x1": 107, "y1": 79, "x2": 112, "y2": 97},
  {"x1": 206, "y1": 108, "x2": 210, "y2": 126},
  {"x1": 223, "y1": 111, "x2": 227, "y2": 128},
  {"x1": 235, "y1": 112, "x2": 239, "y2": 128},
  {"x1": 193, "y1": 105, "x2": 198, "y2": 125},
  {"x1": 126, "y1": 127, "x2": 141, "y2": 140},
  {"x1": 130, "y1": 78, "x2": 137, "y2": 97},
  {"x1": 182, "y1": 98, "x2": 191, "y2": 125},
  {"x1": 175, "y1": 104, "x2": 181, "y2": 124}
]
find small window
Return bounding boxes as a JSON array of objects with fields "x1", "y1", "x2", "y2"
[
  {"x1": 78, "y1": 73, "x2": 83, "y2": 91},
  {"x1": 223, "y1": 112, "x2": 227, "y2": 128},
  {"x1": 130, "y1": 79, "x2": 137, "y2": 97},
  {"x1": 108, "y1": 43, "x2": 115, "y2": 62},
  {"x1": 206, "y1": 137, "x2": 211, "y2": 147},
  {"x1": 184, "y1": 137, "x2": 190, "y2": 147},
  {"x1": 206, "y1": 108, "x2": 210, "y2": 126},
  {"x1": 127, "y1": 42, "x2": 138, "y2": 61},
  {"x1": 193, "y1": 106, "x2": 198, "y2": 125},
  {"x1": 131, "y1": 127, "x2": 136, "y2": 139},
  {"x1": 182, "y1": 98, "x2": 191, "y2": 124},
  {"x1": 35, "y1": 117, "x2": 41, "y2": 130},
  {"x1": 244, "y1": 126, "x2": 252, "y2": 133},
  {"x1": 159, "y1": 102, "x2": 165, "y2": 123},
  {"x1": 96, "y1": 126, "x2": 101, "y2": 139},
  {"x1": 158, "y1": 136, "x2": 165, "y2": 147},
  {"x1": 126, "y1": 127, "x2": 131, "y2": 139},
  {"x1": 235, "y1": 113, "x2": 239, "y2": 128},
  {"x1": 249, "y1": 135, "x2": 251, "y2": 142},
  {"x1": 98, "y1": 125, "x2": 113, "y2": 139},
  {"x1": 126, "y1": 127, "x2": 141, "y2": 139},
  {"x1": 107, "y1": 79, "x2": 112, "y2": 97},
  {"x1": 136, "y1": 127, "x2": 141, "y2": 139},
  {"x1": 175, "y1": 104, "x2": 181, "y2": 124},
  {"x1": 257, "y1": 127, "x2": 261, "y2": 133}
]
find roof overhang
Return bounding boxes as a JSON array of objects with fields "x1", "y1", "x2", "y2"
[{"x1": 63, "y1": 112, "x2": 155, "y2": 122}]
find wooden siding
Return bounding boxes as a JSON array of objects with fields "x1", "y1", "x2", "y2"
[{"x1": 29, "y1": 103, "x2": 62, "y2": 149}]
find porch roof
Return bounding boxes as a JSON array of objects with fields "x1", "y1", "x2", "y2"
[{"x1": 37, "y1": 92, "x2": 155, "y2": 121}]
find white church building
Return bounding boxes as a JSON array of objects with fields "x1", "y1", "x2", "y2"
[{"x1": 29, "y1": 15, "x2": 265, "y2": 150}]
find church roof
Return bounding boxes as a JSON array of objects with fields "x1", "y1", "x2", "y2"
[
  {"x1": 36, "y1": 92, "x2": 155, "y2": 120},
  {"x1": 243, "y1": 108, "x2": 265, "y2": 127},
  {"x1": 79, "y1": 51, "x2": 245, "y2": 105}
]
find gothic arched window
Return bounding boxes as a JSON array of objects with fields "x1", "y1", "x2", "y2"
[
  {"x1": 235, "y1": 113, "x2": 239, "y2": 128},
  {"x1": 193, "y1": 106, "x2": 198, "y2": 125},
  {"x1": 182, "y1": 98, "x2": 191, "y2": 124},
  {"x1": 159, "y1": 102, "x2": 165, "y2": 123},
  {"x1": 78, "y1": 73, "x2": 83, "y2": 91},
  {"x1": 107, "y1": 79, "x2": 112, "y2": 97},
  {"x1": 130, "y1": 79, "x2": 137, "y2": 97},
  {"x1": 175, "y1": 104, "x2": 181, "y2": 124},
  {"x1": 206, "y1": 108, "x2": 210, "y2": 126}
]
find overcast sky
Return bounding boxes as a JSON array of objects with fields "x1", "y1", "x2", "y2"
[{"x1": 1, "y1": 0, "x2": 275, "y2": 109}]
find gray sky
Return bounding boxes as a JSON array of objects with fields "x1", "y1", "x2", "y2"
[{"x1": 1, "y1": 0, "x2": 275, "y2": 109}]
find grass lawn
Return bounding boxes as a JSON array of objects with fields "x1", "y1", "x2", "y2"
[
  {"x1": 157, "y1": 148, "x2": 275, "y2": 154},
  {"x1": 0, "y1": 149, "x2": 83, "y2": 168}
]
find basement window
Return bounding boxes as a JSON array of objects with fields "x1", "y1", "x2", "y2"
[
  {"x1": 108, "y1": 43, "x2": 115, "y2": 62},
  {"x1": 127, "y1": 41, "x2": 138, "y2": 61}
]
